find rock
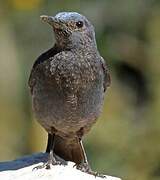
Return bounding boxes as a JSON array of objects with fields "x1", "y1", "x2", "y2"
[{"x1": 0, "y1": 153, "x2": 122, "y2": 180}]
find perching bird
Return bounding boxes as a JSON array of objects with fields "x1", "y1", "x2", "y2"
[{"x1": 28, "y1": 12, "x2": 111, "y2": 174}]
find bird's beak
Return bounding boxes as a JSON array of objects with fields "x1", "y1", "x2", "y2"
[{"x1": 40, "y1": 15, "x2": 61, "y2": 29}]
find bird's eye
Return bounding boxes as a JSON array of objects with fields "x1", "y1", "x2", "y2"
[{"x1": 76, "y1": 21, "x2": 83, "y2": 28}]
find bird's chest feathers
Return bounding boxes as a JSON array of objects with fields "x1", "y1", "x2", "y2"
[{"x1": 47, "y1": 55, "x2": 100, "y2": 92}]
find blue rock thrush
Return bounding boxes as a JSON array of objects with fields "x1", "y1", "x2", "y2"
[{"x1": 28, "y1": 12, "x2": 111, "y2": 175}]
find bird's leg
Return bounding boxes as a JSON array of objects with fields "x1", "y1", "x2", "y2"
[
  {"x1": 75, "y1": 139, "x2": 91, "y2": 171},
  {"x1": 45, "y1": 133, "x2": 60, "y2": 169},
  {"x1": 46, "y1": 133, "x2": 52, "y2": 153},
  {"x1": 33, "y1": 130, "x2": 61, "y2": 170},
  {"x1": 75, "y1": 139, "x2": 105, "y2": 178}
]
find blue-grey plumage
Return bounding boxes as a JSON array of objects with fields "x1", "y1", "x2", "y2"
[{"x1": 29, "y1": 12, "x2": 110, "y2": 173}]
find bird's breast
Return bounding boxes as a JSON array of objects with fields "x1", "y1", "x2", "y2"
[
  {"x1": 47, "y1": 53, "x2": 102, "y2": 92},
  {"x1": 32, "y1": 53, "x2": 104, "y2": 135}
]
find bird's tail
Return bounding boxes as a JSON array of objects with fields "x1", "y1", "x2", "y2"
[{"x1": 46, "y1": 133, "x2": 86, "y2": 164}]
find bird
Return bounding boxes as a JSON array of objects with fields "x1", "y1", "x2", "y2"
[{"x1": 28, "y1": 12, "x2": 111, "y2": 174}]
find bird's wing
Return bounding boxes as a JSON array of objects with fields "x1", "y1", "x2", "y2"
[
  {"x1": 28, "y1": 46, "x2": 60, "y2": 94},
  {"x1": 100, "y1": 57, "x2": 111, "y2": 92}
]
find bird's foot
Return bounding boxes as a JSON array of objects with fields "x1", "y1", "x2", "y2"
[
  {"x1": 33, "y1": 153, "x2": 62, "y2": 170},
  {"x1": 75, "y1": 162, "x2": 91, "y2": 172},
  {"x1": 33, "y1": 162, "x2": 49, "y2": 171},
  {"x1": 75, "y1": 162, "x2": 105, "y2": 178}
]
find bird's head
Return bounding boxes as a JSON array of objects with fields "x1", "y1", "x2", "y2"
[{"x1": 40, "y1": 12, "x2": 97, "y2": 50}]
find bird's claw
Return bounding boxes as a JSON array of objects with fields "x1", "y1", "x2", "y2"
[
  {"x1": 75, "y1": 162, "x2": 105, "y2": 178},
  {"x1": 75, "y1": 162, "x2": 91, "y2": 172},
  {"x1": 33, "y1": 163, "x2": 47, "y2": 171},
  {"x1": 33, "y1": 160, "x2": 62, "y2": 171}
]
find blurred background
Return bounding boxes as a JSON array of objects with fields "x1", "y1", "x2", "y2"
[{"x1": 0, "y1": 0, "x2": 160, "y2": 179}]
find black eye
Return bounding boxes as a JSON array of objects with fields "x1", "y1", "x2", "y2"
[{"x1": 76, "y1": 21, "x2": 83, "y2": 28}]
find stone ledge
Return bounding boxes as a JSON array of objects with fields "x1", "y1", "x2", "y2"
[{"x1": 0, "y1": 153, "x2": 122, "y2": 180}]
